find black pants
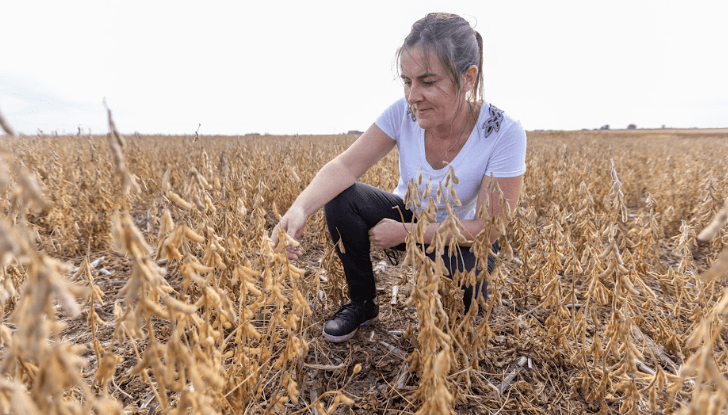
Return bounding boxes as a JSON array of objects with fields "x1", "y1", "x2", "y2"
[{"x1": 324, "y1": 182, "x2": 499, "y2": 310}]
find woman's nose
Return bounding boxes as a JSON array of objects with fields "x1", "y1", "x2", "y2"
[{"x1": 406, "y1": 84, "x2": 421, "y2": 103}]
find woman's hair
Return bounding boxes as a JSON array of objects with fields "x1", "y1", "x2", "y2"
[{"x1": 396, "y1": 13, "x2": 484, "y2": 104}]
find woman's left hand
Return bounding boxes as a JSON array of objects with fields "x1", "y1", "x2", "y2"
[{"x1": 368, "y1": 218, "x2": 407, "y2": 249}]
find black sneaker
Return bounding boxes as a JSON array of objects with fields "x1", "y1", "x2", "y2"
[{"x1": 322, "y1": 298, "x2": 379, "y2": 342}]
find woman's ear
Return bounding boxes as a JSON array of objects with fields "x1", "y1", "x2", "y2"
[{"x1": 462, "y1": 65, "x2": 478, "y2": 92}]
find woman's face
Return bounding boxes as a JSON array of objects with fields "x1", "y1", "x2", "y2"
[{"x1": 400, "y1": 47, "x2": 466, "y2": 132}]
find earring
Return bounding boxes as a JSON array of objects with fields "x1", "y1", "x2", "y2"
[{"x1": 406, "y1": 105, "x2": 416, "y2": 122}]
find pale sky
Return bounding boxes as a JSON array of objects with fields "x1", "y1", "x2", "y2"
[{"x1": 1, "y1": 0, "x2": 727, "y2": 135}]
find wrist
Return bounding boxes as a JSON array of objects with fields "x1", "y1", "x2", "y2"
[{"x1": 289, "y1": 203, "x2": 308, "y2": 219}]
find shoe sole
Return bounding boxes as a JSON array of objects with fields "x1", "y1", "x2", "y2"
[{"x1": 322, "y1": 317, "x2": 378, "y2": 343}]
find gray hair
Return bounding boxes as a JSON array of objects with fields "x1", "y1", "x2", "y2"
[{"x1": 396, "y1": 13, "x2": 484, "y2": 104}]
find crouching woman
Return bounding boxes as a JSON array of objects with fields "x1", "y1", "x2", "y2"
[{"x1": 271, "y1": 12, "x2": 527, "y2": 342}]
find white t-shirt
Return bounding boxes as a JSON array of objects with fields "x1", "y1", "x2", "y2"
[{"x1": 375, "y1": 98, "x2": 527, "y2": 222}]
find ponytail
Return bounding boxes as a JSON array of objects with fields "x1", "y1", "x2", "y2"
[{"x1": 473, "y1": 31, "x2": 485, "y2": 103}]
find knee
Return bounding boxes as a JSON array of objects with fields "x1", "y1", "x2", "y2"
[{"x1": 324, "y1": 183, "x2": 360, "y2": 219}]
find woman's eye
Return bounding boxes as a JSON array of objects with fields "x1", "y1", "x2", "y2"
[{"x1": 403, "y1": 79, "x2": 435, "y2": 87}]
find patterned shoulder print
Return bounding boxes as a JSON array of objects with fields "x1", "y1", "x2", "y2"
[
  {"x1": 406, "y1": 105, "x2": 417, "y2": 122},
  {"x1": 482, "y1": 104, "x2": 504, "y2": 138}
]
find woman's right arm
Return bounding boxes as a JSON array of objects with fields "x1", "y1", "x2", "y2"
[{"x1": 271, "y1": 123, "x2": 395, "y2": 258}]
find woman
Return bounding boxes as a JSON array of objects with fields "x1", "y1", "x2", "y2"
[{"x1": 271, "y1": 13, "x2": 527, "y2": 342}]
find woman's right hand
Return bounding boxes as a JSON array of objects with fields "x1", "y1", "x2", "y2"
[
  {"x1": 269, "y1": 124, "x2": 395, "y2": 260},
  {"x1": 271, "y1": 206, "x2": 306, "y2": 260}
]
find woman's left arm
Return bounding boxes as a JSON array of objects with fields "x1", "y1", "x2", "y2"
[{"x1": 368, "y1": 175, "x2": 522, "y2": 248}]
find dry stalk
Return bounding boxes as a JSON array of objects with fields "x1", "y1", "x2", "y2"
[
  {"x1": 668, "y1": 204, "x2": 728, "y2": 414},
  {"x1": 0, "y1": 112, "x2": 122, "y2": 414},
  {"x1": 495, "y1": 355, "x2": 527, "y2": 395},
  {"x1": 402, "y1": 171, "x2": 457, "y2": 415}
]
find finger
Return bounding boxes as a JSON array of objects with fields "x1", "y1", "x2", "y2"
[
  {"x1": 276, "y1": 223, "x2": 297, "y2": 247},
  {"x1": 286, "y1": 245, "x2": 303, "y2": 253},
  {"x1": 271, "y1": 224, "x2": 282, "y2": 244},
  {"x1": 285, "y1": 245, "x2": 301, "y2": 253}
]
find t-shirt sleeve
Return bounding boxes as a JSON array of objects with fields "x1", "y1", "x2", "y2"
[
  {"x1": 484, "y1": 120, "x2": 527, "y2": 178},
  {"x1": 375, "y1": 98, "x2": 406, "y2": 142}
]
